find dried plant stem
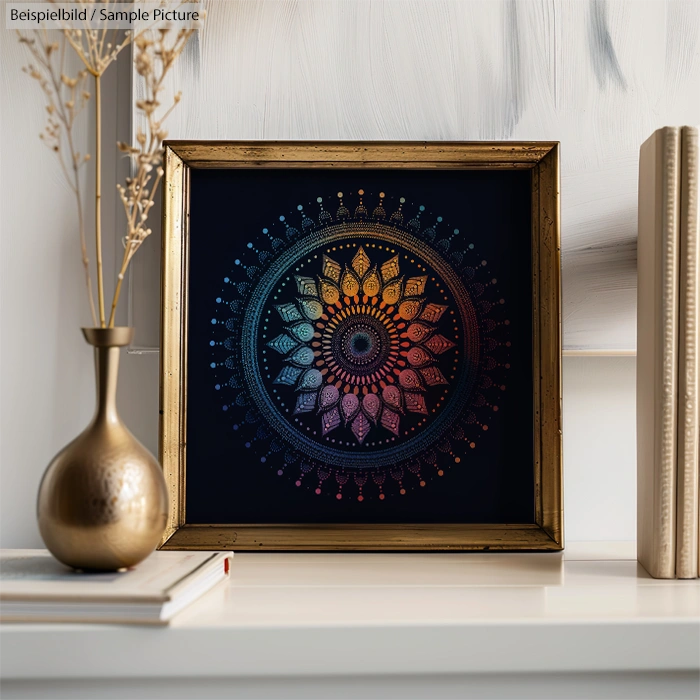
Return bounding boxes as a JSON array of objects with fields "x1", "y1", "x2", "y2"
[
  {"x1": 108, "y1": 250, "x2": 131, "y2": 329},
  {"x1": 75, "y1": 160, "x2": 97, "y2": 327},
  {"x1": 19, "y1": 29, "x2": 97, "y2": 326},
  {"x1": 20, "y1": 7, "x2": 200, "y2": 329},
  {"x1": 45, "y1": 41, "x2": 97, "y2": 327},
  {"x1": 108, "y1": 267, "x2": 127, "y2": 329},
  {"x1": 108, "y1": 165, "x2": 163, "y2": 328},
  {"x1": 94, "y1": 72, "x2": 105, "y2": 327}
]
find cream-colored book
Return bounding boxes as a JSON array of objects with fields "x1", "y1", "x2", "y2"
[
  {"x1": 637, "y1": 127, "x2": 681, "y2": 579},
  {"x1": 0, "y1": 549, "x2": 232, "y2": 625},
  {"x1": 676, "y1": 126, "x2": 700, "y2": 579}
]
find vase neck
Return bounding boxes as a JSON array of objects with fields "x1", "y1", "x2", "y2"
[{"x1": 93, "y1": 345, "x2": 121, "y2": 424}]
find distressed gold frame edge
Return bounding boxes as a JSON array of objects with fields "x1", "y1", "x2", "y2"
[{"x1": 159, "y1": 141, "x2": 562, "y2": 551}]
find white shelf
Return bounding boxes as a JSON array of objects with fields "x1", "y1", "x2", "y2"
[{"x1": 1, "y1": 542, "x2": 699, "y2": 698}]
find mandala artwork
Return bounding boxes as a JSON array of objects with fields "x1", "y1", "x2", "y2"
[{"x1": 208, "y1": 190, "x2": 510, "y2": 502}]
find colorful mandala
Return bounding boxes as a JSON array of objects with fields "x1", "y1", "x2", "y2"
[{"x1": 209, "y1": 190, "x2": 510, "y2": 502}]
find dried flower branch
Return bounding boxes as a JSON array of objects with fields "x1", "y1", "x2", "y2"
[
  {"x1": 18, "y1": 1, "x2": 200, "y2": 328},
  {"x1": 18, "y1": 29, "x2": 97, "y2": 325},
  {"x1": 109, "y1": 25, "x2": 195, "y2": 327},
  {"x1": 48, "y1": 0, "x2": 136, "y2": 326},
  {"x1": 58, "y1": 2, "x2": 132, "y2": 78}
]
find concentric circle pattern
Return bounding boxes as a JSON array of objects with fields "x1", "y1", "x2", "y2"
[{"x1": 209, "y1": 190, "x2": 511, "y2": 502}]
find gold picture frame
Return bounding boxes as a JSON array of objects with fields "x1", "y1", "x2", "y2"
[{"x1": 159, "y1": 141, "x2": 562, "y2": 551}]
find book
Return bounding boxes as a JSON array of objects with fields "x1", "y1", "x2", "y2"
[
  {"x1": 0, "y1": 549, "x2": 232, "y2": 625},
  {"x1": 676, "y1": 126, "x2": 700, "y2": 579},
  {"x1": 637, "y1": 126, "x2": 681, "y2": 579}
]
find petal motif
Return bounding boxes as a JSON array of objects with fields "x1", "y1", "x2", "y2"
[
  {"x1": 320, "y1": 406, "x2": 341, "y2": 435},
  {"x1": 288, "y1": 346, "x2": 315, "y2": 366},
  {"x1": 295, "y1": 276, "x2": 318, "y2": 297},
  {"x1": 288, "y1": 323, "x2": 315, "y2": 343},
  {"x1": 362, "y1": 393, "x2": 382, "y2": 423},
  {"x1": 275, "y1": 303, "x2": 303, "y2": 323},
  {"x1": 406, "y1": 346, "x2": 432, "y2": 367},
  {"x1": 298, "y1": 298, "x2": 324, "y2": 320},
  {"x1": 340, "y1": 268, "x2": 360, "y2": 297},
  {"x1": 420, "y1": 366, "x2": 448, "y2": 386},
  {"x1": 398, "y1": 368, "x2": 423, "y2": 391},
  {"x1": 298, "y1": 369, "x2": 323, "y2": 391},
  {"x1": 362, "y1": 268, "x2": 381, "y2": 297},
  {"x1": 382, "y1": 278, "x2": 402, "y2": 305},
  {"x1": 382, "y1": 385, "x2": 403, "y2": 411},
  {"x1": 404, "y1": 276, "x2": 427, "y2": 297},
  {"x1": 423, "y1": 334, "x2": 456, "y2": 355},
  {"x1": 398, "y1": 300, "x2": 422, "y2": 320},
  {"x1": 294, "y1": 391, "x2": 318, "y2": 414},
  {"x1": 380, "y1": 255, "x2": 400, "y2": 282},
  {"x1": 318, "y1": 384, "x2": 340, "y2": 409},
  {"x1": 322, "y1": 255, "x2": 341, "y2": 283},
  {"x1": 406, "y1": 322, "x2": 433, "y2": 343},
  {"x1": 351, "y1": 412, "x2": 371, "y2": 444},
  {"x1": 340, "y1": 393, "x2": 360, "y2": 423},
  {"x1": 352, "y1": 247, "x2": 371, "y2": 277},
  {"x1": 419, "y1": 303, "x2": 448, "y2": 323},
  {"x1": 267, "y1": 334, "x2": 297, "y2": 354},
  {"x1": 404, "y1": 392, "x2": 428, "y2": 414},
  {"x1": 380, "y1": 407, "x2": 401, "y2": 435},
  {"x1": 319, "y1": 279, "x2": 340, "y2": 305},
  {"x1": 274, "y1": 366, "x2": 304, "y2": 386}
]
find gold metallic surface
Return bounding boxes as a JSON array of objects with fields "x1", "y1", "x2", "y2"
[
  {"x1": 160, "y1": 142, "x2": 562, "y2": 551},
  {"x1": 37, "y1": 328, "x2": 168, "y2": 571}
]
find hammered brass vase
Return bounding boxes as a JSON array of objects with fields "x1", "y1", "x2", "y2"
[{"x1": 37, "y1": 328, "x2": 168, "y2": 571}]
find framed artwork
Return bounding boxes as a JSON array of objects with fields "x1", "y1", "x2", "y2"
[{"x1": 159, "y1": 142, "x2": 562, "y2": 551}]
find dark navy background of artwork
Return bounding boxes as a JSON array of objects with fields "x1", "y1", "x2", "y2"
[{"x1": 185, "y1": 167, "x2": 534, "y2": 524}]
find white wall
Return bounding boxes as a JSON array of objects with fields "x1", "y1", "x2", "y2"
[
  {"x1": 130, "y1": 0, "x2": 700, "y2": 353},
  {"x1": 0, "y1": 28, "x2": 157, "y2": 548},
  {"x1": 0, "y1": 1, "x2": 647, "y2": 548},
  {"x1": 563, "y1": 357, "x2": 637, "y2": 541}
]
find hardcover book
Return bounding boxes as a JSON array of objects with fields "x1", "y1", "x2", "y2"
[
  {"x1": 676, "y1": 126, "x2": 699, "y2": 579},
  {"x1": 0, "y1": 549, "x2": 232, "y2": 624},
  {"x1": 638, "y1": 125, "x2": 700, "y2": 580},
  {"x1": 637, "y1": 126, "x2": 681, "y2": 579}
]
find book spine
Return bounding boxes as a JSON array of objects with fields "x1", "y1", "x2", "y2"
[
  {"x1": 676, "y1": 126, "x2": 699, "y2": 579},
  {"x1": 637, "y1": 127, "x2": 681, "y2": 579}
]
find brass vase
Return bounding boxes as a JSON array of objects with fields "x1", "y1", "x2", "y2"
[{"x1": 37, "y1": 328, "x2": 168, "y2": 571}]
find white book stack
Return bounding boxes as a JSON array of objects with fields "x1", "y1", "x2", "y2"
[
  {"x1": 637, "y1": 126, "x2": 699, "y2": 579},
  {"x1": 0, "y1": 550, "x2": 233, "y2": 624}
]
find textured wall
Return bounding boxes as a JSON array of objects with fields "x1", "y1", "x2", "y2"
[
  {"x1": 127, "y1": 0, "x2": 700, "y2": 352},
  {"x1": 0, "y1": 24, "x2": 156, "y2": 548},
  {"x1": 0, "y1": 0, "x2": 691, "y2": 547}
]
